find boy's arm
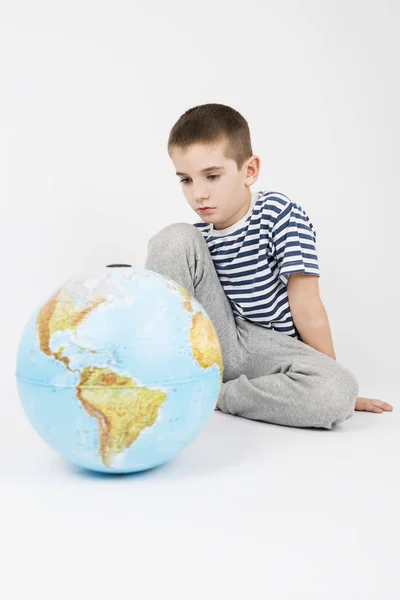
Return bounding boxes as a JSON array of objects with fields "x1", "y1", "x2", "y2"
[
  {"x1": 287, "y1": 273, "x2": 393, "y2": 413},
  {"x1": 287, "y1": 273, "x2": 336, "y2": 359}
]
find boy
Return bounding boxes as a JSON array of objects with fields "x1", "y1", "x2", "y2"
[{"x1": 145, "y1": 103, "x2": 392, "y2": 429}]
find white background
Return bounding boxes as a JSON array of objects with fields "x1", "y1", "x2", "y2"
[{"x1": 1, "y1": 1, "x2": 399, "y2": 599}]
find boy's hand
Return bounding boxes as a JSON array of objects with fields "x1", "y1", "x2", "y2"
[{"x1": 355, "y1": 396, "x2": 393, "y2": 413}]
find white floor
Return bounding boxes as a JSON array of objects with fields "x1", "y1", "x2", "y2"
[{"x1": 2, "y1": 384, "x2": 399, "y2": 600}]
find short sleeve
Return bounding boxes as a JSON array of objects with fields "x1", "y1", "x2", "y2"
[{"x1": 268, "y1": 200, "x2": 320, "y2": 286}]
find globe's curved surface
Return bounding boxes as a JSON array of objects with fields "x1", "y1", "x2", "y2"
[{"x1": 16, "y1": 266, "x2": 223, "y2": 473}]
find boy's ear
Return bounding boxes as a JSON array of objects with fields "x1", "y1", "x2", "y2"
[{"x1": 245, "y1": 155, "x2": 261, "y2": 183}]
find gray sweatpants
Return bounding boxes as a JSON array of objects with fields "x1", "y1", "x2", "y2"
[{"x1": 145, "y1": 222, "x2": 358, "y2": 429}]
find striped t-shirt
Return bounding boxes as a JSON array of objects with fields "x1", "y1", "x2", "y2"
[{"x1": 193, "y1": 190, "x2": 320, "y2": 339}]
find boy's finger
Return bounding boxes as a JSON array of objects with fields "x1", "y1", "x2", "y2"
[{"x1": 372, "y1": 400, "x2": 393, "y2": 411}]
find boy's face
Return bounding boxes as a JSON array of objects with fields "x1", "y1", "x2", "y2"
[{"x1": 171, "y1": 139, "x2": 259, "y2": 230}]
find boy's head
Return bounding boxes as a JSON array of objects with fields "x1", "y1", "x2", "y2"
[{"x1": 168, "y1": 103, "x2": 260, "y2": 230}]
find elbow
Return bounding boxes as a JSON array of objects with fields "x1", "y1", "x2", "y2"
[{"x1": 290, "y1": 297, "x2": 325, "y2": 326}]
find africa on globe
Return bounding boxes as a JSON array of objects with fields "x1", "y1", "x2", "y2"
[{"x1": 16, "y1": 265, "x2": 223, "y2": 473}]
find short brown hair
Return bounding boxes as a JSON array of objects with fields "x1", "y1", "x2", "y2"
[{"x1": 167, "y1": 103, "x2": 253, "y2": 171}]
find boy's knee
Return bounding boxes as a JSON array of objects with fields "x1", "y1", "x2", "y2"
[
  {"x1": 148, "y1": 222, "x2": 200, "y2": 250},
  {"x1": 316, "y1": 363, "x2": 358, "y2": 428}
]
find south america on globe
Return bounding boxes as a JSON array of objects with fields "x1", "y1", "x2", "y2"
[{"x1": 16, "y1": 266, "x2": 223, "y2": 473}]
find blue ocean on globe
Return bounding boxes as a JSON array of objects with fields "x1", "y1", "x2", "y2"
[{"x1": 16, "y1": 266, "x2": 223, "y2": 473}]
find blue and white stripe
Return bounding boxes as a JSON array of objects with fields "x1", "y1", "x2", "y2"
[{"x1": 194, "y1": 190, "x2": 320, "y2": 338}]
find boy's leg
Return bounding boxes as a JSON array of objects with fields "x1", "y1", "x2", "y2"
[
  {"x1": 144, "y1": 223, "x2": 247, "y2": 382},
  {"x1": 219, "y1": 318, "x2": 358, "y2": 429},
  {"x1": 144, "y1": 223, "x2": 358, "y2": 429}
]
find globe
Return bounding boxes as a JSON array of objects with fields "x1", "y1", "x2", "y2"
[{"x1": 16, "y1": 265, "x2": 223, "y2": 473}]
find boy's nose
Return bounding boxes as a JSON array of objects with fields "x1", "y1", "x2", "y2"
[{"x1": 193, "y1": 189, "x2": 210, "y2": 203}]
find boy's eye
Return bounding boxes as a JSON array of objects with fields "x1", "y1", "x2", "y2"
[{"x1": 179, "y1": 174, "x2": 220, "y2": 184}]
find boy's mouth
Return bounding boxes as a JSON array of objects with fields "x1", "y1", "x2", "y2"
[{"x1": 198, "y1": 207, "x2": 216, "y2": 214}]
